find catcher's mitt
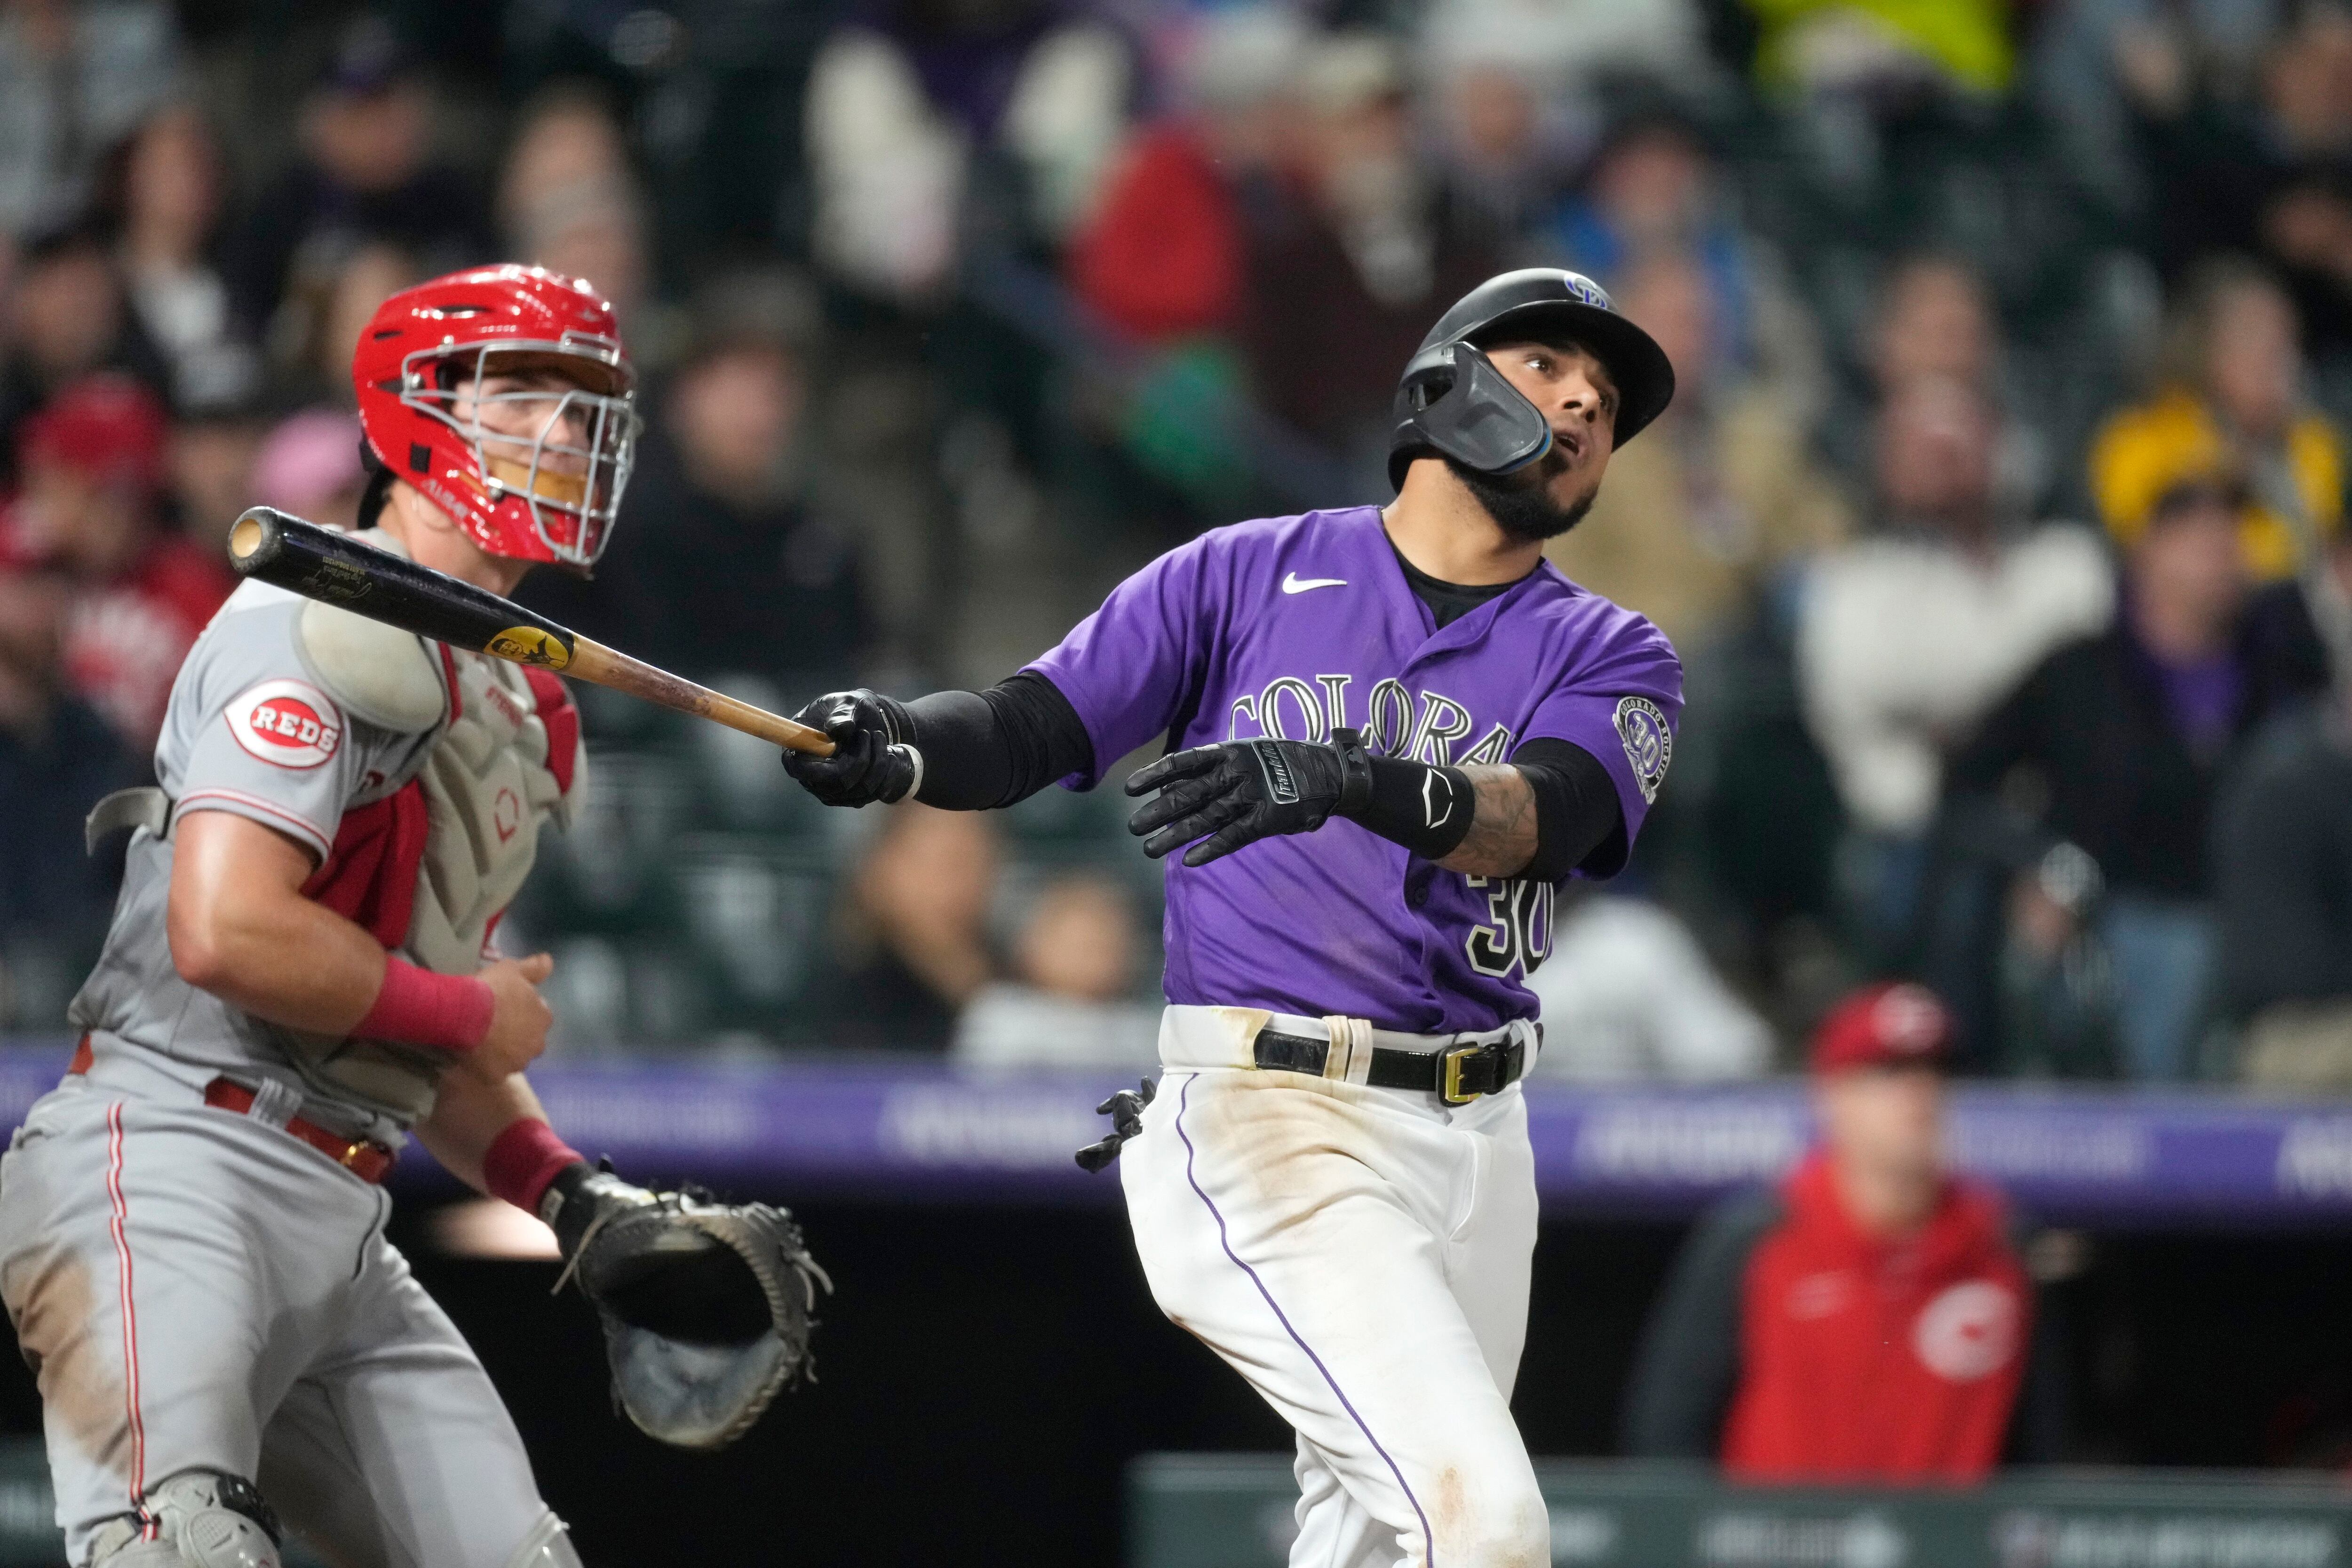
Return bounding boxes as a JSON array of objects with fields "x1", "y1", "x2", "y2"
[{"x1": 547, "y1": 1167, "x2": 831, "y2": 1450}]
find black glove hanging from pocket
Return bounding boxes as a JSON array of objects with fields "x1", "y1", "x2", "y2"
[{"x1": 1075, "y1": 1079, "x2": 1157, "y2": 1172}]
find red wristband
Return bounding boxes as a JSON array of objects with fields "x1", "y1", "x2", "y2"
[
  {"x1": 482, "y1": 1118, "x2": 583, "y2": 1216},
  {"x1": 353, "y1": 958, "x2": 494, "y2": 1053}
]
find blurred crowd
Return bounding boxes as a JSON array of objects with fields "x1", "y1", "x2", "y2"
[{"x1": 4, "y1": 0, "x2": 2352, "y2": 1088}]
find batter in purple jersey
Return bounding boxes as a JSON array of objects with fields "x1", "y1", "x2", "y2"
[
  {"x1": 1032, "y1": 501, "x2": 1677, "y2": 1034},
  {"x1": 782, "y1": 269, "x2": 1682, "y2": 1568}
]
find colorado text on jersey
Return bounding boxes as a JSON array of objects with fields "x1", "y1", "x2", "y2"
[{"x1": 1225, "y1": 674, "x2": 1517, "y2": 765}]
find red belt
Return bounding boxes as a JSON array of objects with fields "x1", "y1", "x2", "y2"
[
  {"x1": 200, "y1": 1080, "x2": 397, "y2": 1184},
  {"x1": 67, "y1": 1034, "x2": 397, "y2": 1184}
]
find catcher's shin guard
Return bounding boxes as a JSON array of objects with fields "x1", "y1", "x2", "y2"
[
  {"x1": 87, "y1": 1471, "x2": 282, "y2": 1568},
  {"x1": 501, "y1": 1510, "x2": 583, "y2": 1568}
]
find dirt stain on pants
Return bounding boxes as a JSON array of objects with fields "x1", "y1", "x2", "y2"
[{"x1": 5, "y1": 1252, "x2": 131, "y2": 1481}]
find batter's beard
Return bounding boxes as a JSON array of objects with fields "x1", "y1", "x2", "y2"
[{"x1": 1445, "y1": 457, "x2": 1598, "y2": 542}]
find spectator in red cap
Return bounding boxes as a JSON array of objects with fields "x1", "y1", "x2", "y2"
[
  {"x1": 0, "y1": 374, "x2": 232, "y2": 751},
  {"x1": 1621, "y1": 982, "x2": 2060, "y2": 1480}
]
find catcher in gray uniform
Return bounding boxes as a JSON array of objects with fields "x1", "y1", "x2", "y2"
[{"x1": 0, "y1": 266, "x2": 823, "y2": 1568}]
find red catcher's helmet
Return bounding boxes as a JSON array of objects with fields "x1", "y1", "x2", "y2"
[{"x1": 352, "y1": 265, "x2": 640, "y2": 569}]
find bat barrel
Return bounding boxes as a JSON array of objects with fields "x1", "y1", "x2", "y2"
[
  {"x1": 225, "y1": 506, "x2": 581, "y2": 672},
  {"x1": 225, "y1": 506, "x2": 834, "y2": 755}
]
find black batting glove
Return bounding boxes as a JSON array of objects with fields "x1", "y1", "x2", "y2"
[
  {"x1": 780, "y1": 689, "x2": 922, "y2": 807},
  {"x1": 1125, "y1": 734, "x2": 1370, "y2": 867}
]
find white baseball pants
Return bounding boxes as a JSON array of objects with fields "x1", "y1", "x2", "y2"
[
  {"x1": 0, "y1": 1071, "x2": 558, "y2": 1566},
  {"x1": 1120, "y1": 1006, "x2": 1547, "y2": 1568}
]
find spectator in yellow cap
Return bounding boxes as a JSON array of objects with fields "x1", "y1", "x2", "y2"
[{"x1": 2090, "y1": 258, "x2": 2343, "y2": 583}]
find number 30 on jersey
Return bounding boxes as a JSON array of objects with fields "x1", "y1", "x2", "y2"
[{"x1": 1462, "y1": 875, "x2": 1553, "y2": 979}]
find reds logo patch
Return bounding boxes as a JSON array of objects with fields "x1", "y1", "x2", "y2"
[
  {"x1": 1913, "y1": 1280, "x2": 2018, "y2": 1382},
  {"x1": 226, "y1": 678, "x2": 343, "y2": 768}
]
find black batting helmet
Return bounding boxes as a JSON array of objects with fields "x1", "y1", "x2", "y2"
[{"x1": 1387, "y1": 268, "x2": 1676, "y2": 492}]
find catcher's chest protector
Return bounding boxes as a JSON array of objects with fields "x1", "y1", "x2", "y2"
[
  {"x1": 286, "y1": 558, "x2": 583, "y2": 1117},
  {"x1": 406, "y1": 649, "x2": 581, "y2": 975}
]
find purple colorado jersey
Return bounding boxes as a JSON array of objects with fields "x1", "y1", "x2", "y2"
[{"x1": 1027, "y1": 504, "x2": 1682, "y2": 1034}]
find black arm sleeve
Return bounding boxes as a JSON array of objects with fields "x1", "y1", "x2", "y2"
[
  {"x1": 1511, "y1": 738, "x2": 1627, "y2": 882},
  {"x1": 902, "y1": 671, "x2": 1095, "y2": 811},
  {"x1": 1620, "y1": 1188, "x2": 1780, "y2": 1459}
]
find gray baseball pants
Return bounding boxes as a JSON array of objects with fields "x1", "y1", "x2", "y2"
[{"x1": 0, "y1": 1072, "x2": 557, "y2": 1566}]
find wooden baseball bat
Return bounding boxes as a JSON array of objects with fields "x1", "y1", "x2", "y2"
[{"x1": 225, "y1": 507, "x2": 836, "y2": 756}]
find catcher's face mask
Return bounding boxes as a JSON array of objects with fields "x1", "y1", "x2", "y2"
[{"x1": 414, "y1": 345, "x2": 640, "y2": 568}]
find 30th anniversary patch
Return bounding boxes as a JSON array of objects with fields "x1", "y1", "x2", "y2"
[{"x1": 1613, "y1": 695, "x2": 1672, "y2": 804}]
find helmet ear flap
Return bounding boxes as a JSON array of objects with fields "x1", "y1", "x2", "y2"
[
  {"x1": 355, "y1": 461, "x2": 397, "y2": 530},
  {"x1": 1389, "y1": 342, "x2": 1553, "y2": 490}
]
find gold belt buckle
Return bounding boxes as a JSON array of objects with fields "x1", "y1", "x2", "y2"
[
  {"x1": 1441, "y1": 1043, "x2": 1486, "y2": 1106},
  {"x1": 338, "y1": 1140, "x2": 367, "y2": 1169}
]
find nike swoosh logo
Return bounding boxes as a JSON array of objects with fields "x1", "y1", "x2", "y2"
[{"x1": 1282, "y1": 573, "x2": 1348, "y2": 595}]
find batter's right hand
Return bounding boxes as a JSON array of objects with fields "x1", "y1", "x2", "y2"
[
  {"x1": 470, "y1": 953, "x2": 555, "y2": 1081},
  {"x1": 780, "y1": 689, "x2": 922, "y2": 807}
]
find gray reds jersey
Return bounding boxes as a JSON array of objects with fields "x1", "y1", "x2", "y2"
[{"x1": 68, "y1": 531, "x2": 583, "y2": 1141}]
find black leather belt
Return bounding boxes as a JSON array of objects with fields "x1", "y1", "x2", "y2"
[{"x1": 1252, "y1": 1026, "x2": 1534, "y2": 1105}]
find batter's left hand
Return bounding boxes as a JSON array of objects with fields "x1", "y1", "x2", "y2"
[{"x1": 1126, "y1": 739, "x2": 1349, "y2": 867}]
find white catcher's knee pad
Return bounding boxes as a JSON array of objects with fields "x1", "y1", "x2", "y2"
[
  {"x1": 502, "y1": 1509, "x2": 584, "y2": 1568},
  {"x1": 86, "y1": 1471, "x2": 281, "y2": 1568}
]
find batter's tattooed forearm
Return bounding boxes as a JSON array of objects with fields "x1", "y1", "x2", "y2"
[{"x1": 1439, "y1": 764, "x2": 1539, "y2": 877}]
